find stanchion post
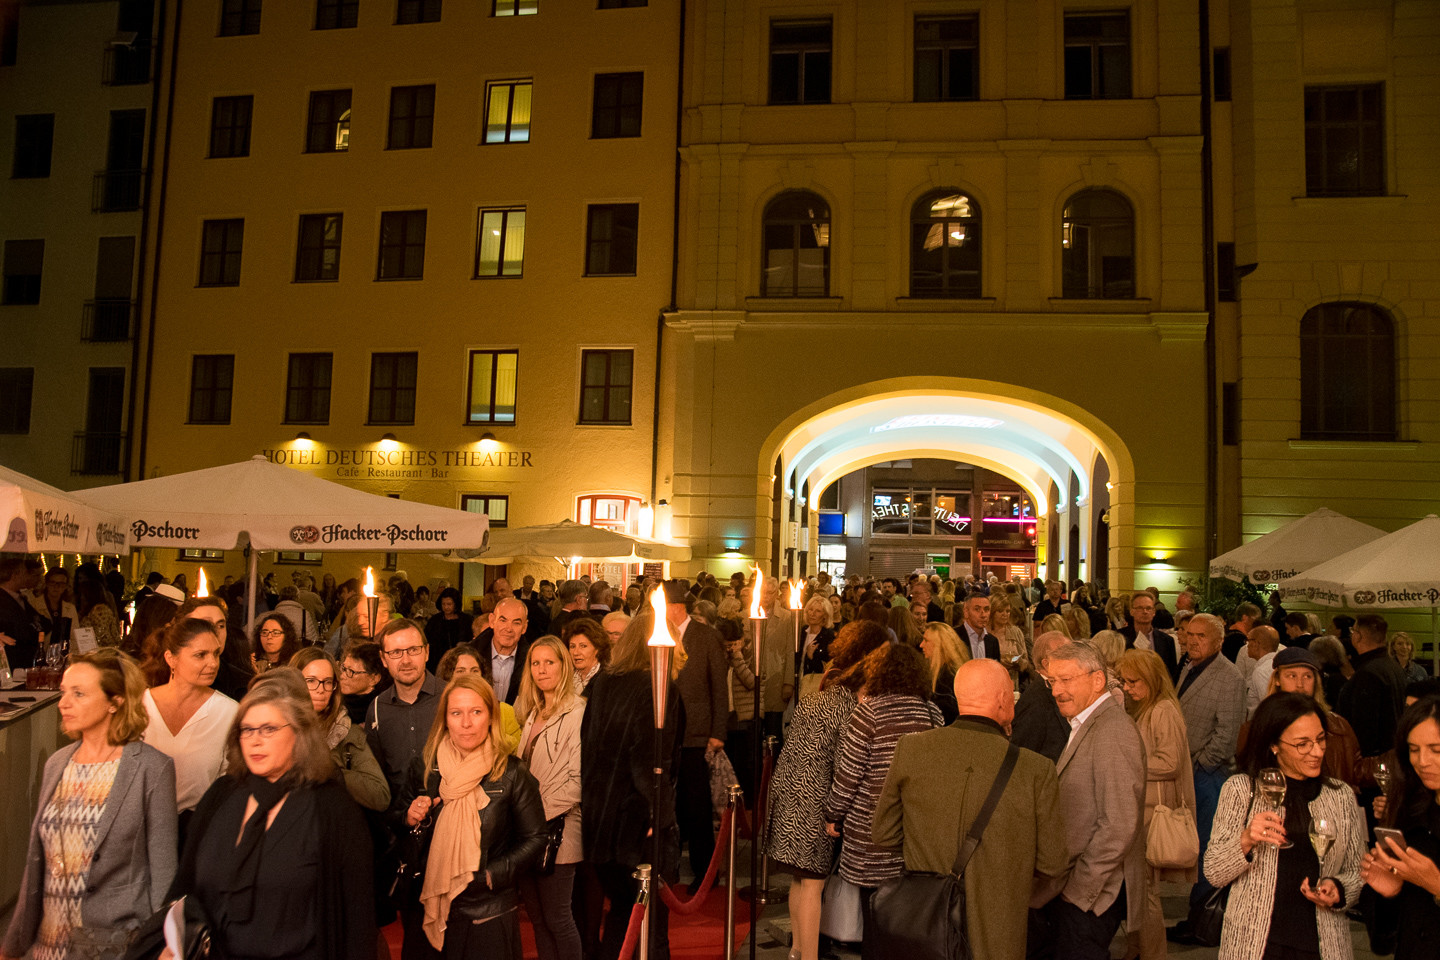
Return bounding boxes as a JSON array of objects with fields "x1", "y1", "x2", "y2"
[
  {"x1": 747, "y1": 567, "x2": 767, "y2": 960},
  {"x1": 755, "y1": 735, "x2": 787, "y2": 905},
  {"x1": 725, "y1": 783, "x2": 741, "y2": 960},
  {"x1": 634, "y1": 864, "x2": 652, "y2": 960}
]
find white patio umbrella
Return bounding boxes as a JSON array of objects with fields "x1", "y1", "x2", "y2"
[
  {"x1": 1, "y1": 463, "x2": 130, "y2": 554},
  {"x1": 1282, "y1": 514, "x2": 1440, "y2": 671},
  {"x1": 438, "y1": 519, "x2": 691, "y2": 565},
  {"x1": 1209, "y1": 507, "x2": 1386, "y2": 585},
  {"x1": 75, "y1": 455, "x2": 489, "y2": 627}
]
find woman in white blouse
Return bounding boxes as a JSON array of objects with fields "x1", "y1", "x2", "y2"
[{"x1": 140, "y1": 616, "x2": 239, "y2": 835}]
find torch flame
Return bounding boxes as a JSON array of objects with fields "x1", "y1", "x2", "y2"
[
  {"x1": 362, "y1": 566, "x2": 375, "y2": 598},
  {"x1": 749, "y1": 566, "x2": 766, "y2": 620},
  {"x1": 787, "y1": 579, "x2": 803, "y2": 610},
  {"x1": 646, "y1": 584, "x2": 674, "y2": 648},
  {"x1": 196, "y1": 568, "x2": 209, "y2": 598}
]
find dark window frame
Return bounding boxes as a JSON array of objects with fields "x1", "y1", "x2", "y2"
[
  {"x1": 1299, "y1": 301, "x2": 1396, "y2": 441},
  {"x1": 578, "y1": 349, "x2": 634, "y2": 425},
  {"x1": 387, "y1": 84, "x2": 435, "y2": 150},
  {"x1": 396, "y1": 0, "x2": 442, "y2": 24},
  {"x1": 198, "y1": 218, "x2": 244, "y2": 287},
  {"x1": 12, "y1": 114, "x2": 55, "y2": 178},
  {"x1": 769, "y1": 18, "x2": 833, "y2": 105},
  {"x1": 598, "y1": 0, "x2": 646, "y2": 7},
  {"x1": 314, "y1": 0, "x2": 359, "y2": 29},
  {"x1": 1060, "y1": 188, "x2": 1135, "y2": 299},
  {"x1": 2, "y1": 238, "x2": 44, "y2": 305},
  {"x1": 1304, "y1": 83, "x2": 1385, "y2": 197},
  {"x1": 493, "y1": 0, "x2": 538, "y2": 14},
  {"x1": 377, "y1": 209, "x2": 427, "y2": 280},
  {"x1": 466, "y1": 349, "x2": 519, "y2": 424},
  {"x1": 1063, "y1": 11, "x2": 1132, "y2": 100},
  {"x1": 367, "y1": 351, "x2": 418, "y2": 425},
  {"x1": 219, "y1": 0, "x2": 262, "y2": 36},
  {"x1": 295, "y1": 213, "x2": 343, "y2": 282},
  {"x1": 208, "y1": 95, "x2": 253, "y2": 158},
  {"x1": 760, "y1": 190, "x2": 830, "y2": 297},
  {"x1": 306, "y1": 88, "x2": 351, "y2": 153},
  {"x1": 913, "y1": 15, "x2": 979, "y2": 102},
  {"x1": 460, "y1": 494, "x2": 509, "y2": 527},
  {"x1": 0, "y1": 367, "x2": 34, "y2": 433},
  {"x1": 909, "y1": 189, "x2": 982, "y2": 298},
  {"x1": 591, "y1": 72, "x2": 644, "y2": 138},
  {"x1": 188, "y1": 354, "x2": 235, "y2": 424},
  {"x1": 584, "y1": 203, "x2": 639, "y2": 277},
  {"x1": 284, "y1": 352, "x2": 333, "y2": 424}
]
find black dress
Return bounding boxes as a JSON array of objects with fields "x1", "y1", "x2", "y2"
[{"x1": 1393, "y1": 803, "x2": 1440, "y2": 960}]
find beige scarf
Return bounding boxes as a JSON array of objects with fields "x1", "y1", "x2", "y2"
[{"x1": 420, "y1": 737, "x2": 494, "y2": 949}]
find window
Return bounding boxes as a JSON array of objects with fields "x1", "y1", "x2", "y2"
[
  {"x1": 377, "y1": 210, "x2": 426, "y2": 279},
  {"x1": 12, "y1": 114, "x2": 54, "y2": 178},
  {"x1": 761, "y1": 191, "x2": 829, "y2": 297},
  {"x1": 198, "y1": 219, "x2": 244, "y2": 286},
  {"x1": 208, "y1": 95, "x2": 253, "y2": 158},
  {"x1": 493, "y1": 0, "x2": 537, "y2": 14},
  {"x1": 770, "y1": 19, "x2": 831, "y2": 104},
  {"x1": 1305, "y1": 84, "x2": 1384, "y2": 197},
  {"x1": 1061, "y1": 189, "x2": 1133, "y2": 298},
  {"x1": 579, "y1": 349, "x2": 632, "y2": 425},
  {"x1": 87, "y1": 236, "x2": 137, "y2": 341},
  {"x1": 1213, "y1": 48, "x2": 1231, "y2": 102},
  {"x1": 871, "y1": 488, "x2": 973, "y2": 537},
  {"x1": 1217, "y1": 241, "x2": 1236, "y2": 302},
  {"x1": 461, "y1": 494, "x2": 508, "y2": 526},
  {"x1": 188, "y1": 355, "x2": 234, "y2": 424},
  {"x1": 219, "y1": 0, "x2": 262, "y2": 36},
  {"x1": 577, "y1": 494, "x2": 638, "y2": 532},
  {"x1": 276, "y1": 552, "x2": 323, "y2": 564},
  {"x1": 475, "y1": 208, "x2": 525, "y2": 277},
  {"x1": 295, "y1": 213, "x2": 343, "y2": 282},
  {"x1": 484, "y1": 80, "x2": 531, "y2": 143},
  {"x1": 914, "y1": 16, "x2": 978, "y2": 102},
  {"x1": 2, "y1": 239, "x2": 43, "y2": 304},
  {"x1": 306, "y1": 89, "x2": 351, "y2": 152},
  {"x1": 467, "y1": 350, "x2": 517, "y2": 423},
  {"x1": 584, "y1": 204, "x2": 638, "y2": 276},
  {"x1": 599, "y1": 0, "x2": 646, "y2": 7},
  {"x1": 1300, "y1": 302, "x2": 1395, "y2": 441},
  {"x1": 910, "y1": 190, "x2": 981, "y2": 297},
  {"x1": 315, "y1": 0, "x2": 358, "y2": 28},
  {"x1": 1064, "y1": 12, "x2": 1131, "y2": 99},
  {"x1": 179, "y1": 548, "x2": 226, "y2": 561},
  {"x1": 388, "y1": 84, "x2": 435, "y2": 149},
  {"x1": 285, "y1": 353, "x2": 333, "y2": 423},
  {"x1": 0, "y1": 368, "x2": 33, "y2": 433},
  {"x1": 0, "y1": 4, "x2": 16, "y2": 66},
  {"x1": 368, "y1": 352, "x2": 418, "y2": 424},
  {"x1": 397, "y1": 0, "x2": 441, "y2": 24},
  {"x1": 591, "y1": 73, "x2": 643, "y2": 138}
]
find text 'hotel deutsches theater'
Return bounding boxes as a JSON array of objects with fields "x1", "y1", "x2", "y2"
[{"x1": 2, "y1": 0, "x2": 1437, "y2": 604}]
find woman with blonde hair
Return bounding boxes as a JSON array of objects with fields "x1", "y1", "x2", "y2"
[
  {"x1": 2, "y1": 649, "x2": 177, "y2": 960},
  {"x1": 513, "y1": 637, "x2": 586, "y2": 960},
  {"x1": 888, "y1": 604, "x2": 923, "y2": 647},
  {"x1": 1061, "y1": 603, "x2": 1092, "y2": 641},
  {"x1": 989, "y1": 598, "x2": 1029, "y2": 674},
  {"x1": 405, "y1": 674, "x2": 547, "y2": 957},
  {"x1": 1116, "y1": 649, "x2": 1196, "y2": 960},
  {"x1": 289, "y1": 646, "x2": 390, "y2": 811},
  {"x1": 919, "y1": 622, "x2": 969, "y2": 723},
  {"x1": 799, "y1": 595, "x2": 837, "y2": 678},
  {"x1": 1104, "y1": 594, "x2": 1129, "y2": 631},
  {"x1": 1041, "y1": 612, "x2": 1071, "y2": 640}
]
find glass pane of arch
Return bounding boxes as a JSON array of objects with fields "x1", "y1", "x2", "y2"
[
  {"x1": 762, "y1": 190, "x2": 830, "y2": 297},
  {"x1": 1061, "y1": 188, "x2": 1134, "y2": 298},
  {"x1": 1299, "y1": 301, "x2": 1395, "y2": 440},
  {"x1": 910, "y1": 190, "x2": 981, "y2": 298}
]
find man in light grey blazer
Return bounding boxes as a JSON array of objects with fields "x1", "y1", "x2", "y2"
[
  {"x1": 1170, "y1": 612, "x2": 1246, "y2": 941},
  {"x1": 1032, "y1": 641, "x2": 1146, "y2": 960}
]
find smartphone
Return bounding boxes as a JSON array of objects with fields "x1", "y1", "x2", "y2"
[{"x1": 1375, "y1": 827, "x2": 1408, "y2": 851}]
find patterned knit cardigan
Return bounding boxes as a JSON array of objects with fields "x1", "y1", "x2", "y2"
[{"x1": 1203, "y1": 773, "x2": 1366, "y2": 960}]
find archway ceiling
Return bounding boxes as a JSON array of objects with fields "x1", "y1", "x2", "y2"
[{"x1": 780, "y1": 394, "x2": 1105, "y2": 515}]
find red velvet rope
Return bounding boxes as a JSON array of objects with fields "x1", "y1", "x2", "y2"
[
  {"x1": 615, "y1": 901, "x2": 649, "y2": 960},
  {"x1": 657, "y1": 805, "x2": 734, "y2": 914}
]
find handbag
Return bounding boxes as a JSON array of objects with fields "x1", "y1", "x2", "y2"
[
  {"x1": 1145, "y1": 803, "x2": 1199, "y2": 869},
  {"x1": 818, "y1": 872, "x2": 864, "y2": 943},
  {"x1": 1190, "y1": 884, "x2": 1228, "y2": 947},
  {"x1": 706, "y1": 745, "x2": 741, "y2": 812},
  {"x1": 869, "y1": 744, "x2": 1020, "y2": 960},
  {"x1": 537, "y1": 812, "x2": 568, "y2": 876},
  {"x1": 390, "y1": 797, "x2": 442, "y2": 900}
]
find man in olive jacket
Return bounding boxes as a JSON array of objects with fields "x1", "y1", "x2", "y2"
[{"x1": 873, "y1": 659, "x2": 1068, "y2": 960}]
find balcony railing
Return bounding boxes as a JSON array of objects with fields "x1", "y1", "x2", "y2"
[
  {"x1": 82, "y1": 299, "x2": 136, "y2": 341},
  {"x1": 92, "y1": 169, "x2": 146, "y2": 213},
  {"x1": 72, "y1": 432, "x2": 127, "y2": 476},
  {"x1": 103, "y1": 40, "x2": 152, "y2": 85}
]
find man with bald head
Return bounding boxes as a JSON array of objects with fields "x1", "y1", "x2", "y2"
[
  {"x1": 478, "y1": 596, "x2": 532, "y2": 705},
  {"x1": 874, "y1": 660, "x2": 1068, "y2": 960}
]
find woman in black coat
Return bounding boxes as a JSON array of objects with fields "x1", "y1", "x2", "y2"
[
  {"x1": 425, "y1": 588, "x2": 475, "y2": 674},
  {"x1": 404, "y1": 673, "x2": 547, "y2": 959},
  {"x1": 580, "y1": 610, "x2": 683, "y2": 960}
]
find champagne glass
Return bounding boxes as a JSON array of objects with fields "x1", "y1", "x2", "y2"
[
  {"x1": 1259, "y1": 767, "x2": 1294, "y2": 848},
  {"x1": 1309, "y1": 816, "x2": 1337, "y2": 887},
  {"x1": 1375, "y1": 760, "x2": 1393, "y2": 796}
]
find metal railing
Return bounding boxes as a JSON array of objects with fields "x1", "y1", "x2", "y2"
[
  {"x1": 71, "y1": 432, "x2": 127, "y2": 475},
  {"x1": 91, "y1": 169, "x2": 146, "y2": 212},
  {"x1": 81, "y1": 299, "x2": 136, "y2": 341}
]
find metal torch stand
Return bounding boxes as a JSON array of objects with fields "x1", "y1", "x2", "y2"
[
  {"x1": 634, "y1": 863, "x2": 652, "y2": 960},
  {"x1": 740, "y1": 735, "x2": 786, "y2": 906},
  {"x1": 724, "y1": 784, "x2": 742, "y2": 960}
]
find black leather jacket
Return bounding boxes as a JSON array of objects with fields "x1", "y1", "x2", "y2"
[{"x1": 403, "y1": 755, "x2": 547, "y2": 922}]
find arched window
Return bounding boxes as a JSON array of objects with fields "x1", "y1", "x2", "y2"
[
  {"x1": 1061, "y1": 188, "x2": 1134, "y2": 298},
  {"x1": 1300, "y1": 302, "x2": 1396, "y2": 440},
  {"x1": 761, "y1": 191, "x2": 829, "y2": 297},
  {"x1": 910, "y1": 190, "x2": 981, "y2": 298}
]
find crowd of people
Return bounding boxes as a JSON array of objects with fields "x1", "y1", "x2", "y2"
[{"x1": 3, "y1": 557, "x2": 1440, "y2": 960}]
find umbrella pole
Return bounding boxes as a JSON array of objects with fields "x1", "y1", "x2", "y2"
[
  {"x1": 1432, "y1": 606, "x2": 1438, "y2": 677},
  {"x1": 246, "y1": 545, "x2": 258, "y2": 633}
]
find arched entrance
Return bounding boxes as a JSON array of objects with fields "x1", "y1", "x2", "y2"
[{"x1": 754, "y1": 378, "x2": 1136, "y2": 588}]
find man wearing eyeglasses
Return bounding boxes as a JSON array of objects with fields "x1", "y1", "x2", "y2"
[
  {"x1": 366, "y1": 617, "x2": 442, "y2": 960},
  {"x1": 1033, "y1": 641, "x2": 1145, "y2": 960}
]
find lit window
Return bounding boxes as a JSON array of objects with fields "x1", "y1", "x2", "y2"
[
  {"x1": 467, "y1": 350, "x2": 518, "y2": 424},
  {"x1": 484, "y1": 80, "x2": 532, "y2": 143},
  {"x1": 910, "y1": 190, "x2": 981, "y2": 298},
  {"x1": 475, "y1": 208, "x2": 525, "y2": 277}
]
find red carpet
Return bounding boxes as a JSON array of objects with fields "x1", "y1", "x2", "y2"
[{"x1": 381, "y1": 887, "x2": 751, "y2": 959}]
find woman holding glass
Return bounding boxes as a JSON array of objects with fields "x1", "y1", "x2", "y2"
[{"x1": 1204, "y1": 692, "x2": 1366, "y2": 960}]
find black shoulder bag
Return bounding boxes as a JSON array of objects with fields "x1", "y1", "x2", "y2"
[{"x1": 869, "y1": 743, "x2": 1020, "y2": 960}]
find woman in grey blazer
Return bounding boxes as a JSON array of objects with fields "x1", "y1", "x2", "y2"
[{"x1": 2, "y1": 648, "x2": 178, "y2": 960}]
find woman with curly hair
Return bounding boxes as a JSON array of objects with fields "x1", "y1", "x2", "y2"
[{"x1": 251, "y1": 611, "x2": 300, "y2": 674}]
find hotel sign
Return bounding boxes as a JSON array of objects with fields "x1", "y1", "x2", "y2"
[{"x1": 262, "y1": 445, "x2": 534, "y2": 481}]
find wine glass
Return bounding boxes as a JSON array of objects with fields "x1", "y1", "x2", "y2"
[
  {"x1": 1375, "y1": 760, "x2": 1394, "y2": 796},
  {"x1": 1309, "y1": 816, "x2": 1338, "y2": 887},
  {"x1": 1259, "y1": 767, "x2": 1294, "y2": 848}
]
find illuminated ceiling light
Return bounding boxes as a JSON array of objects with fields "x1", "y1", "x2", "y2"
[
  {"x1": 479, "y1": 432, "x2": 498, "y2": 452},
  {"x1": 871, "y1": 414, "x2": 1004, "y2": 433},
  {"x1": 378, "y1": 433, "x2": 399, "y2": 450},
  {"x1": 293, "y1": 431, "x2": 313, "y2": 445}
]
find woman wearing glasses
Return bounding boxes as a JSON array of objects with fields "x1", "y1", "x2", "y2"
[
  {"x1": 252, "y1": 613, "x2": 300, "y2": 674},
  {"x1": 1116, "y1": 648, "x2": 1196, "y2": 960},
  {"x1": 164, "y1": 669, "x2": 376, "y2": 960},
  {"x1": 290, "y1": 647, "x2": 390, "y2": 811},
  {"x1": 1205, "y1": 692, "x2": 1366, "y2": 960}
]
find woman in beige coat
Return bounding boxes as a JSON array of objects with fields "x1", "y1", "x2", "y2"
[
  {"x1": 1118, "y1": 648, "x2": 1197, "y2": 960},
  {"x1": 514, "y1": 636, "x2": 586, "y2": 960}
]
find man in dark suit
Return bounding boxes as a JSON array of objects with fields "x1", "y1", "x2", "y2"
[
  {"x1": 0, "y1": 555, "x2": 45, "y2": 668},
  {"x1": 1011, "y1": 631, "x2": 1072, "y2": 763},
  {"x1": 475, "y1": 597, "x2": 533, "y2": 706},
  {"x1": 1121, "y1": 592, "x2": 1180, "y2": 681},
  {"x1": 1337, "y1": 613, "x2": 1408, "y2": 758},
  {"x1": 911, "y1": 580, "x2": 946, "y2": 623},
  {"x1": 1282, "y1": 612, "x2": 1317, "y2": 649},
  {"x1": 956, "y1": 593, "x2": 1002, "y2": 662}
]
